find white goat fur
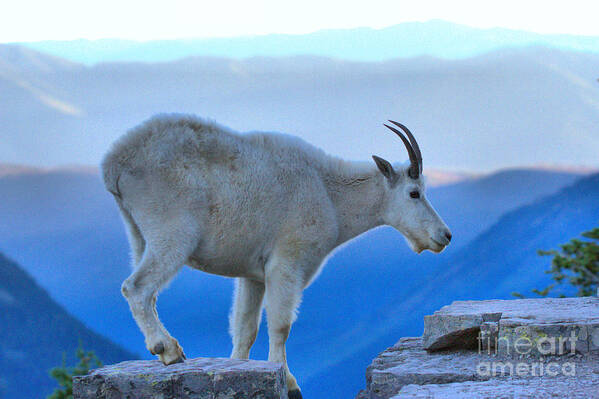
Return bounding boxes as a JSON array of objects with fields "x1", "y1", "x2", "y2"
[{"x1": 101, "y1": 114, "x2": 450, "y2": 395}]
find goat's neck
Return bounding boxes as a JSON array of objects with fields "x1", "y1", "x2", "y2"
[{"x1": 324, "y1": 166, "x2": 387, "y2": 246}]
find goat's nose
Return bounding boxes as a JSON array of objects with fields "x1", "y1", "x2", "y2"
[{"x1": 445, "y1": 231, "x2": 452, "y2": 242}]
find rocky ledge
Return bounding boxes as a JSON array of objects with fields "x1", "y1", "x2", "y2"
[
  {"x1": 357, "y1": 297, "x2": 599, "y2": 399},
  {"x1": 73, "y1": 357, "x2": 287, "y2": 399}
]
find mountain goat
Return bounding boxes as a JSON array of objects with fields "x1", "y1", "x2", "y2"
[{"x1": 101, "y1": 115, "x2": 451, "y2": 399}]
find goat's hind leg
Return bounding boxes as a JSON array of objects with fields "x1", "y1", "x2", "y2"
[
  {"x1": 264, "y1": 259, "x2": 304, "y2": 399},
  {"x1": 230, "y1": 278, "x2": 265, "y2": 359},
  {"x1": 121, "y1": 217, "x2": 199, "y2": 365}
]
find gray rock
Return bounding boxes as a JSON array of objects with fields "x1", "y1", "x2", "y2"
[
  {"x1": 422, "y1": 297, "x2": 599, "y2": 356},
  {"x1": 357, "y1": 297, "x2": 599, "y2": 399},
  {"x1": 73, "y1": 357, "x2": 287, "y2": 399},
  {"x1": 395, "y1": 374, "x2": 598, "y2": 399},
  {"x1": 358, "y1": 336, "x2": 599, "y2": 399},
  {"x1": 355, "y1": 390, "x2": 368, "y2": 399},
  {"x1": 363, "y1": 337, "x2": 492, "y2": 399}
]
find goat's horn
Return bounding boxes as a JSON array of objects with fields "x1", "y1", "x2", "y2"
[
  {"x1": 383, "y1": 123, "x2": 420, "y2": 179},
  {"x1": 388, "y1": 120, "x2": 422, "y2": 173}
]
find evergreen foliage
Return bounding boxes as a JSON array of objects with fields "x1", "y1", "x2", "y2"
[
  {"x1": 514, "y1": 226, "x2": 599, "y2": 297},
  {"x1": 48, "y1": 345, "x2": 102, "y2": 399}
]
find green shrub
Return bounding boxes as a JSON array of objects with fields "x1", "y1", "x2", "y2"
[
  {"x1": 47, "y1": 345, "x2": 102, "y2": 399},
  {"x1": 514, "y1": 226, "x2": 599, "y2": 298}
]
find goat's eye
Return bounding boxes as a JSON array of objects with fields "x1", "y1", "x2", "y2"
[{"x1": 410, "y1": 191, "x2": 420, "y2": 199}]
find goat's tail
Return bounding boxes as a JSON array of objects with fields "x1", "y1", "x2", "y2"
[
  {"x1": 101, "y1": 153, "x2": 145, "y2": 267},
  {"x1": 117, "y1": 201, "x2": 146, "y2": 268},
  {"x1": 101, "y1": 156, "x2": 123, "y2": 200}
]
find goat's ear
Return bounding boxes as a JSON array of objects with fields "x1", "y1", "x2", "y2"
[{"x1": 372, "y1": 155, "x2": 395, "y2": 180}]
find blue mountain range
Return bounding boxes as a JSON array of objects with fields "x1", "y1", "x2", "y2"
[
  {"x1": 18, "y1": 20, "x2": 599, "y2": 65},
  {"x1": 0, "y1": 167, "x2": 594, "y2": 398},
  {"x1": 0, "y1": 252, "x2": 135, "y2": 399},
  {"x1": 1, "y1": 43, "x2": 599, "y2": 170}
]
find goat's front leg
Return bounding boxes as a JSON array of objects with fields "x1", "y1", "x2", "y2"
[
  {"x1": 264, "y1": 262, "x2": 304, "y2": 399},
  {"x1": 230, "y1": 278, "x2": 265, "y2": 359}
]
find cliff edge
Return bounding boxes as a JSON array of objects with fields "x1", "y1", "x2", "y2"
[
  {"x1": 356, "y1": 297, "x2": 599, "y2": 399},
  {"x1": 73, "y1": 357, "x2": 287, "y2": 399}
]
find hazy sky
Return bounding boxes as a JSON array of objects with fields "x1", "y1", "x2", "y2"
[{"x1": 2, "y1": 0, "x2": 599, "y2": 42}]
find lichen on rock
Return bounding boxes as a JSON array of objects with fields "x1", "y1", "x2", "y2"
[{"x1": 73, "y1": 357, "x2": 287, "y2": 399}]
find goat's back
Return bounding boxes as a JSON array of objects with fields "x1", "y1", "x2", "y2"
[{"x1": 101, "y1": 115, "x2": 335, "y2": 260}]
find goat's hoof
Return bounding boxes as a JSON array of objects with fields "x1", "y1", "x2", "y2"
[
  {"x1": 164, "y1": 354, "x2": 185, "y2": 365},
  {"x1": 151, "y1": 342, "x2": 165, "y2": 355},
  {"x1": 288, "y1": 389, "x2": 303, "y2": 399},
  {"x1": 158, "y1": 339, "x2": 186, "y2": 365}
]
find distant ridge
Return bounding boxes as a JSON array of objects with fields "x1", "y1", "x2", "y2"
[
  {"x1": 2, "y1": 43, "x2": 599, "y2": 171},
  {"x1": 0, "y1": 252, "x2": 136, "y2": 398},
  {"x1": 17, "y1": 20, "x2": 599, "y2": 65},
  {"x1": 3, "y1": 162, "x2": 595, "y2": 187},
  {"x1": 0, "y1": 163, "x2": 97, "y2": 177},
  {"x1": 0, "y1": 161, "x2": 466, "y2": 187},
  {"x1": 0, "y1": 163, "x2": 41, "y2": 177}
]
